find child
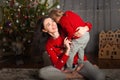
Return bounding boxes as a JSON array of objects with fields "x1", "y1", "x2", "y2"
[{"x1": 49, "y1": 9, "x2": 92, "y2": 71}]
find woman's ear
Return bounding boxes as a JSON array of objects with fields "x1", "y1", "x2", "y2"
[{"x1": 42, "y1": 29, "x2": 47, "y2": 32}]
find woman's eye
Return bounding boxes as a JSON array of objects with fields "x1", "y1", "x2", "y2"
[{"x1": 47, "y1": 23, "x2": 50, "y2": 27}]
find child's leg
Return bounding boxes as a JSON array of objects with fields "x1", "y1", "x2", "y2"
[
  {"x1": 66, "y1": 32, "x2": 90, "y2": 70},
  {"x1": 66, "y1": 39, "x2": 83, "y2": 70},
  {"x1": 77, "y1": 32, "x2": 90, "y2": 64}
]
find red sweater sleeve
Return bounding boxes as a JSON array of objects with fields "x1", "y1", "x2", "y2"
[
  {"x1": 46, "y1": 43, "x2": 69, "y2": 70},
  {"x1": 60, "y1": 20, "x2": 75, "y2": 39},
  {"x1": 85, "y1": 22, "x2": 92, "y2": 32},
  {"x1": 60, "y1": 11, "x2": 92, "y2": 39}
]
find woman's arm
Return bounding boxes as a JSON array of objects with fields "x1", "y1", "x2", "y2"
[{"x1": 46, "y1": 38, "x2": 71, "y2": 70}]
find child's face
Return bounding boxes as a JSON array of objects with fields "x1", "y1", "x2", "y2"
[{"x1": 54, "y1": 16, "x2": 61, "y2": 23}]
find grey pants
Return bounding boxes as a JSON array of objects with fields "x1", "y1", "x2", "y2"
[
  {"x1": 39, "y1": 61, "x2": 105, "y2": 80},
  {"x1": 39, "y1": 66, "x2": 66, "y2": 80},
  {"x1": 79, "y1": 61, "x2": 105, "y2": 80},
  {"x1": 67, "y1": 32, "x2": 90, "y2": 70}
]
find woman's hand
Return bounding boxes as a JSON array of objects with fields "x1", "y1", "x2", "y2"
[
  {"x1": 64, "y1": 37, "x2": 71, "y2": 55},
  {"x1": 74, "y1": 26, "x2": 89, "y2": 37},
  {"x1": 75, "y1": 64, "x2": 84, "y2": 71},
  {"x1": 64, "y1": 71, "x2": 84, "y2": 79}
]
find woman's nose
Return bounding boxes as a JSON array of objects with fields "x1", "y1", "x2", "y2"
[{"x1": 52, "y1": 22, "x2": 54, "y2": 25}]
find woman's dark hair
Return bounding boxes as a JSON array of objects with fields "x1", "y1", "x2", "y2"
[
  {"x1": 36, "y1": 16, "x2": 62, "y2": 35},
  {"x1": 36, "y1": 16, "x2": 50, "y2": 32},
  {"x1": 30, "y1": 16, "x2": 63, "y2": 63},
  {"x1": 30, "y1": 16, "x2": 50, "y2": 63}
]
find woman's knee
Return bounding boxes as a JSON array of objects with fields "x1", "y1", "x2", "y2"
[
  {"x1": 38, "y1": 66, "x2": 66, "y2": 80},
  {"x1": 38, "y1": 66, "x2": 53, "y2": 79},
  {"x1": 38, "y1": 67, "x2": 47, "y2": 79},
  {"x1": 94, "y1": 72, "x2": 105, "y2": 80}
]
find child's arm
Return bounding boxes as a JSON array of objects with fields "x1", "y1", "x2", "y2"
[
  {"x1": 74, "y1": 22, "x2": 92, "y2": 38},
  {"x1": 74, "y1": 26, "x2": 88, "y2": 37},
  {"x1": 85, "y1": 22, "x2": 92, "y2": 31}
]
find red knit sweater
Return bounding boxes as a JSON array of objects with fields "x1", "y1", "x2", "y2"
[
  {"x1": 59, "y1": 10, "x2": 92, "y2": 39},
  {"x1": 45, "y1": 35, "x2": 87, "y2": 70}
]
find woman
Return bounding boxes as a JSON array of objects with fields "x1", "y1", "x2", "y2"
[
  {"x1": 49, "y1": 9, "x2": 92, "y2": 71},
  {"x1": 36, "y1": 16, "x2": 105, "y2": 80}
]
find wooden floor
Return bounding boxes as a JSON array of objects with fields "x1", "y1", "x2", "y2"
[
  {"x1": 0, "y1": 55, "x2": 120, "y2": 69},
  {"x1": 86, "y1": 54, "x2": 120, "y2": 69},
  {"x1": 98, "y1": 59, "x2": 120, "y2": 69},
  {"x1": 0, "y1": 55, "x2": 44, "y2": 68},
  {"x1": 0, "y1": 68, "x2": 120, "y2": 80}
]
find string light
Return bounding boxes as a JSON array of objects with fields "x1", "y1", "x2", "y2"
[{"x1": 56, "y1": 4, "x2": 60, "y2": 9}]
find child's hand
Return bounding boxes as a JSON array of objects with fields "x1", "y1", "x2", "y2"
[{"x1": 74, "y1": 26, "x2": 89, "y2": 37}]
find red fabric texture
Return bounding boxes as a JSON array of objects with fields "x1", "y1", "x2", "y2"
[
  {"x1": 46, "y1": 35, "x2": 88, "y2": 70},
  {"x1": 59, "y1": 10, "x2": 92, "y2": 39}
]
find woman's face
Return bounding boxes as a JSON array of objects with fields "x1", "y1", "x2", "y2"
[{"x1": 42, "y1": 18, "x2": 58, "y2": 34}]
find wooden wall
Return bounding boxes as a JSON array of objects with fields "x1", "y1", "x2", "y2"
[
  {"x1": 59, "y1": 0, "x2": 120, "y2": 56},
  {"x1": 0, "y1": 0, "x2": 120, "y2": 57}
]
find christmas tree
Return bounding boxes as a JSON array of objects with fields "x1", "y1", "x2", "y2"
[{"x1": 0, "y1": 0, "x2": 59, "y2": 58}]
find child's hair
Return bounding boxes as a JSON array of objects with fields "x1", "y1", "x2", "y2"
[{"x1": 49, "y1": 9, "x2": 64, "y2": 20}]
